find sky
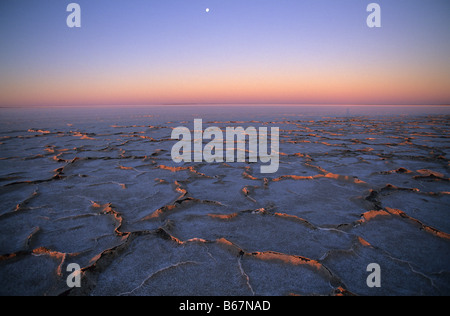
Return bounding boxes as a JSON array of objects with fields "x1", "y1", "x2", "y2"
[{"x1": 0, "y1": 0, "x2": 449, "y2": 107}]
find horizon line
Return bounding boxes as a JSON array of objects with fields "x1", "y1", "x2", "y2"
[{"x1": 1, "y1": 103, "x2": 450, "y2": 109}]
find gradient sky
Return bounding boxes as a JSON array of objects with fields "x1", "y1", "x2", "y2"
[{"x1": 0, "y1": 0, "x2": 449, "y2": 106}]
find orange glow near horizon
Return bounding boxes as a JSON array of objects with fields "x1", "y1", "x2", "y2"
[
  {"x1": 2, "y1": 65, "x2": 449, "y2": 107},
  {"x1": 1, "y1": 1, "x2": 450, "y2": 107}
]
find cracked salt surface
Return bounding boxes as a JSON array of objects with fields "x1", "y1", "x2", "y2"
[{"x1": 0, "y1": 105, "x2": 449, "y2": 296}]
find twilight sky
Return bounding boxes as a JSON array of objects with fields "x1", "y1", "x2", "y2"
[{"x1": 0, "y1": 0, "x2": 449, "y2": 106}]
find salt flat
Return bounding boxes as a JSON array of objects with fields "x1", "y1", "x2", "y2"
[{"x1": 0, "y1": 105, "x2": 449, "y2": 296}]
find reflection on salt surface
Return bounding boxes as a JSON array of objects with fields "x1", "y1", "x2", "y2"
[{"x1": 0, "y1": 105, "x2": 449, "y2": 295}]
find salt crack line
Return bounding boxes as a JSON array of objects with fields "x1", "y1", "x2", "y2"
[
  {"x1": 237, "y1": 257, "x2": 255, "y2": 295},
  {"x1": 118, "y1": 260, "x2": 200, "y2": 296}
]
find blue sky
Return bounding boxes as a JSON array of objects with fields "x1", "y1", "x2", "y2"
[{"x1": 1, "y1": 0, "x2": 449, "y2": 106}]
